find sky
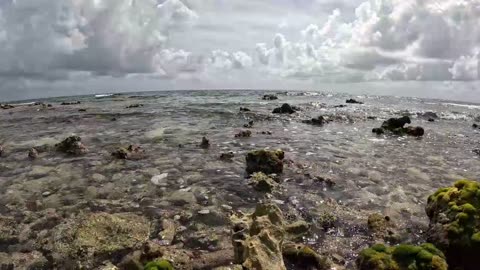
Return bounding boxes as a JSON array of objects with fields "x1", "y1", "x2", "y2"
[{"x1": 0, "y1": 0, "x2": 479, "y2": 101}]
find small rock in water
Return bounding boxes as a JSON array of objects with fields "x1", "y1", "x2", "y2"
[
  {"x1": 473, "y1": 123, "x2": 479, "y2": 129},
  {"x1": 262, "y1": 94, "x2": 278, "y2": 100},
  {"x1": 55, "y1": 136, "x2": 88, "y2": 155},
  {"x1": 78, "y1": 108, "x2": 87, "y2": 112},
  {"x1": 239, "y1": 107, "x2": 251, "y2": 112},
  {"x1": 346, "y1": 98, "x2": 363, "y2": 104},
  {"x1": 200, "y1": 137, "x2": 210, "y2": 149},
  {"x1": 151, "y1": 173, "x2": 169, "y2": 186},
  {"x1": 243, "y1": 121, "x2": 254, "y2": 128},
  {"x1": 28, "y1": 148, "x2": 39, "y2": 160},
  {"x1": 272, "y1": 103, "x2": 297, "y2": 114},
  {"x1": 42, "y1": 191, "x2": 51, "y2": 197},
  {"x1": 246, "y1": 149, "x2": 284, "y2": 174},
  {"x1": 198, "y1": 209, "x2": 210, "y2": 215},
  {"x1": 0, "y1": 144, "x2": 4, "y2": 157},
  {"x1": 219, "y1": 152, "x2": 234, "y2": 162},
  {"x1": 60, "y1": 101, "x2": 81, "y2": 105},
  {"x1": 111, "y1": 145, "x2": 145, "y2": 160},
  {"x1": 302, "y1": 116, "x2": 328, "y2": 126},
  {"x1": 158, "y1": 219, "x2": 176, "y2": 245},
  {"x1": 428, "y1": 118, "x2": 435, "y2": 122},
  {"x1": 235, "y1": 130, "x2": 252, "y2": 138},
  {"x1": 372, "y1": 116, "x2": 424, "y2": 137},
  {"x1": 126, "y1": 104, "x2": 143, "y2": 108}
]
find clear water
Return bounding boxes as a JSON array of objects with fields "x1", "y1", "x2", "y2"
[{"x1": 1, "y1": 90, "x2": 480, "y2": 267}]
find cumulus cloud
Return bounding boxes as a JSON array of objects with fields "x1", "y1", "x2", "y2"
[{"x1": 0, "y1": 0, "x2": 197, "y2": 79}]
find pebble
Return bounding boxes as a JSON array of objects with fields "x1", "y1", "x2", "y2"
[
  {"x1": 151, "y1": 173, "x2": 168, "y2": 186},
  {"x1": 198, "y1": 209, "x2": 210, "y2": 215},
  {"x1": 221, "y1": 204, "x2": 232, "y2": 210},
  {"x1": 42, "y1": 191, "x2": 51, "y2": 197}
]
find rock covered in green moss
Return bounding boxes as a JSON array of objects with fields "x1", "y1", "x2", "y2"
[
  {"x1": 144, "y1": 259, "x2": 174, "y2": 270},
  {"x1": 246, "y1": 149, "x2": 284, "y2": 174},
  {"x1": 425, "y1": 180, "x2": 480, "y2": 269},
  {"x1": 368, "y1": 213, "x2": 400, "y2": 243},
  {"x1": 283, "y1": 243, "x2": 330, "y2": 270},
  {"x1": 357, "y1": 243, "x2": 447, "y2": 270},
  {"x1": 250, "y1": 172, "x2": 278, "y2": 193},
  {"x1": 55, "y1": 135, "x2": 88, "y2": 155}
]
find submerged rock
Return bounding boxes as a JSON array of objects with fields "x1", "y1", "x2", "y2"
[
  {"x1": 425, "y1": 180, "x2": 480, "y2": 270},
  {"x1": 111, "y1": 145, "x2": 145, "y2": 160},
  {"x1": 356, "y1": 243, "x2": 447, "y2": 270},
  {"x1": 235, "y1": 130, "x2": 252, "y2": 138},
  {"x1": 0, "y1": 144, "x2": 4, "y2": 157},
  {"x1": 28, "y1": 148, "x2": 39, "y2": 160},
  {"x1": 250, "y1": 172, "x2": 278, "y2": 193},
  {"x1": 239, "y1": 107, "x2": 251, "y2": 112},
  {"x1": 220, "y1": 152, "x2": 234, "y2": 162},
  {"x1": 262, "y1": 94, "x2": 278, "y2": 100},
  {"x1": 303, "y1": 116, "x2": 328, "y2": 126},
  {"x1": 372, "y1": 116, "x2": 424, "y2": 137},
  {"x1": 51, "y1": 212, "x2": 150, "y2": 267},
  {"x1": 0, "y1": 104, "x2": 15, "y2": 109},
  {"x1": 243, "y1": 121, "x2": 254, "y2": 128},
  {"x1": 60, "y1": 101, "x2": 81, "y2": 105},
  {"x1": 246, "y1": 149, "x2": 284, "y2": 174},
  {"x1": 55, "y1": 136, "x2": 88, "y2": 155},
  {"x1": 417, "y1": 111, "x2": 439, "y2": 119},
  {"x1": 126, "y1": 104, "x2": 144, "y2": 108},
  {"x1": 0, "y1": 251, "x2": 49, "y2": 269},
  {"x1": 200, "y1": 137, "x2": 210, "y2": 149},
  {"x1": 346, "y1": 98, "x2": 363, "y2": 104},
  {"x1": 272, "y1": 104, "x2": 296, "y2": 114}
]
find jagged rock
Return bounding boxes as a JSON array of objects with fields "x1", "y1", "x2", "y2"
[
  {"x1": 28, "y1": 148, "x2": 39, "y2": 160},
  {"x1": 220, "y1": 152, "x2": 234, "y2": 162},
  {"x1": 425, "y1": 180, "x2": 480, "y2": 270},
  {"x1": 356, "y1": 243, "x2": 447, "y2": 270},
  {"x1": 239, "y1": 107, "x2": 251, "y2": 112},
  {"x1": 283, "y1": 243, "x2": 330, "y2": 270},
  {"x1": 112, "y1": 145, "x2": 145, "y2": 160},
  {"x1": 246, "y1": 149, "x2": 284, "y2": 174},
  {"x1": 61, "y1": 101, "x2": 81, "y2": 105},
  {"x1": 50, "y1": 212, "x2": 150, "y2": 268},
  {"x1": 284, "y1": 221, "x2": 310, "y2": 240},
  {"x1": 372, "y1": 116, "x2": 424, "y2": 137},
  {"x1": 231, "y1": 204, "x2": 286, "y2": 270},
  {"x1": 272, "y1": 104, "x2": 296, "y2": 114},
  {"x1": 235, "y1": 130, "x2": 252, "y2": 138},
  {"x1": 126, "y1": 104, "x2": 143, "y2": 108},
  {"x1": 55, "y1": 136, "x2": 88, "y2": 155},
  {"x1": 262, "y1": 94, "x2": 278, "y2": 100},
  {"x1": 346, "y1": 99, "x2": 363, "y2": 104},
  {"x1": 250, "y1": 172, "x2": 278, "y2": 193},
  {"x1": 200, "y1": 137, "x2": 210, "y2": 149}
]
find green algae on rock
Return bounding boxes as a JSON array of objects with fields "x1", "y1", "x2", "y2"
[
  {"x1": 144, "y1": 259, "x2": 174, "y2": 270},
  {"x1": 425, "y1": 180, "x2": 480, "y2": 270},
  {"x1": 357, "y1": 243, "x2": 447, "y2": 270},
  {"x1": 245, "y1": 149, "x2": 284, "y2": 174},
  {"x1": 250, "y1": 172, "x2": 278, "y2": 193},
  {"x1": 283, "y1": 242, "x2": 330, "y2": 270}
]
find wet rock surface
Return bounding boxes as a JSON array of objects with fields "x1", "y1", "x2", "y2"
[
  {"x1": 346, "y1": 99, "x2": 363, "y2": 104},
  {"x1": 262, "y1": 94, "x2": 278, "y2": 100},
  {"x1": 272, "y1": 103, "x2": 297, "y2": 114},
  {"x1": 246, "y1": 149, "x2": 284, "y2": 174},
  {"x1": 373, "y1": 116, "x2": 425, "y2": 137},
  {"x1": 55, "y1": 135, "x2": 88, "y2": 155}
]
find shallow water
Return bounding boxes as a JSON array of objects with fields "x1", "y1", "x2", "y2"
[{"x1": 1, "y1": 90, "x2": 480, "y2": 268}]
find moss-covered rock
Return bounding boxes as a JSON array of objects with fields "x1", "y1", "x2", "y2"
[
  {"x1": 144, "y1": 259, "x2": 174, "y2": 270},
  {"x1": 51, "y1": 212, "x2": 151, "y2": 268},
  {"x1": 368, "y1": 213, "x2": 400, "y2": 243},
  {"x1": 356, "y1": 243, "x2": 447, "y2": 270},
  {"x1": 55, "y1": 135, "x2": 88, "y2": 155},
  {"x1": 246, "y1": 149, "x2": 284, "y2": 174},
  {"x1": 250, "y1": 172, "x2": 278, "y2": 193},
  {"x1": 283, "y1": 243, "x2": 330, "y2": 270},
  {"x1": 425, "y1": 180, "x2": 480, "y2": 269}
]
